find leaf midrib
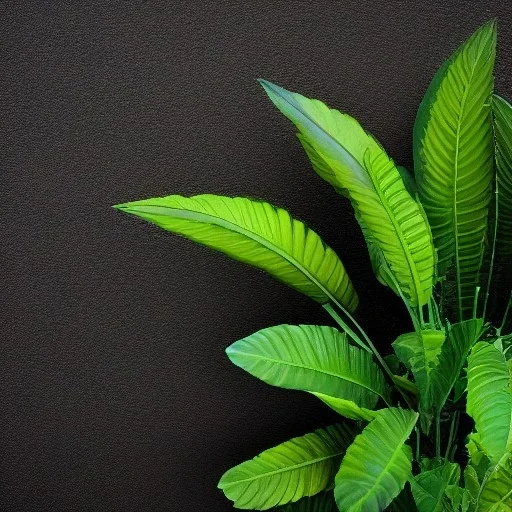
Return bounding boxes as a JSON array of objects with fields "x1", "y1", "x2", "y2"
[{"x1": 228, "y1": 349, "x2": 383, "y2": 400}]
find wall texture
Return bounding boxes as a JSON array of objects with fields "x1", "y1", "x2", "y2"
[{"x1": 2, "y1": 1, "x2": 512, "y2": 510}]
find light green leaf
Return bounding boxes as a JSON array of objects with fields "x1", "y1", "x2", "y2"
[
  {"x1": 334, "y1": 408, "x2": 418, "y2": 512},
  {"x1": 218, "y1": 424, "x2": 355, "y2": 510},
  {"x1": 393, "y1": 330, "x2": 446, "y2": 432},
  {"x1": 413, "y1": 21, "x2": 496, "y2": 318},
  {"x1": 260, "y1": 80, "x2": 435, "y2": 307},
  {"x1": 276, "y1": 490, "x2": 338, "y2": 512},
  {"x1": 492, "y1": 94, "x2": 512, "y2": 257},
  {"x1": 114, "y1": 194, "x2": 357, "y2": 310},
  {"x1": 411, "y1": 462, "x2": 463, "y2": 512},
  {"x1": 476, "y1": 453, "x2": 512, "y2": 511},
  {"x1": 226, "y1": 325, "x2": 389, "y2": 417},
  {"x1": 466, "y1": 341, "x2": 512, "y2": 464}
]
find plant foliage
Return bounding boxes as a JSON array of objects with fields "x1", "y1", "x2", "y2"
[{"x1": 116, "y1": 19, "x2": 512, "y2": 512}]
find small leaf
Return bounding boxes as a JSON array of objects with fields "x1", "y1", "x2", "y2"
[
  {"x1": 475, "y1": 453, "x2": 512, "y2": 511},
  {"x1": 218, "y1": 424, "x2": 355, "y2": 510},
  {"x1": 114, "y1": 194, "x2": 358, "y2": 310},
  {"x1": 334, "y1": 408, "x2": 418, "y2": 512},
  {"x1": 466, "y1": 341, "x2": 512, "y2": 464},
  {"x1": 226, "y1": 325, "x2": 389, "y2": 418}
]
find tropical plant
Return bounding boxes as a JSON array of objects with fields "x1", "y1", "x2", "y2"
[{"x1": 114, "y1": 20, "x2": 512, "y2": 512}]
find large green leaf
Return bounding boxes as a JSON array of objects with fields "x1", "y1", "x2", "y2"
[
  {"x1": 114, "y1": 194, "x2": 357, "y2": 310},
  {"x1": 475, "y1": 453, "x2": 512, "y2": 511},
  {"x1": 413, "y1": 21, "x2": 496, "y2": 318},
  {"x1": 226, "y1": 325, "x2": 389, "y2": 419},
  {"x1": 277, "y1": 490, "x2": 338, "y2": 512},
  {"x1": 260, "y1": 80, "x2": 435, "y2": 308},
  {"x1": 218, "y1": 423, "x2": 355, "y2": 510},
  {"x1": 334, "y1": 408, "x2": 418, "y2": 512},
  {"x1": 411, "y1": 462, "x2": 467, "y2": 512},
  {"x1": 393, "y1": 330, "x2": 446, "y2": 432},
  {"x1": 492, "y1": 94, "x2": 512, "y2": 257},
  {"x1": 466, "y1": 341, "x2": 512, "y2": 464}
]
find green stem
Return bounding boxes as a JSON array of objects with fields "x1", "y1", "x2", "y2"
[
  {"x1": 498, "y1": 292, "x2": 512, "y2": 335},
  {"x1": 483, "y1": 179, "x2": 499, "y2": 322},
  {"x1": 473, "y1": 286, "x2": 481, "y2": 320},
  {"x1": 415, "y1": 426, "x2": 421, "y2": 461},
  {"x1": 435, "y1": 411, "x2": 442, "y2": 462},
  {"x1": 444, "y1": 411, "x2": 459, "y2": 460},
  {"x1": 323, "y1": 304, "x2": 371, "y2": 353}
]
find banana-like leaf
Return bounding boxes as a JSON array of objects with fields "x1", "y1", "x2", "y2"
[
  {"x1": 218, "y1": 423, "x2": 355, "y2": 510},
  {"x1": 492, "y1": 94, "x2": 512, "y2": 257},
  {"x1": 226, "y1": 325, "x2": 389, "y2": 418},
  {"x1": 114, "y1": 194, "x2": 357, "y2": 310},
  {"x1": 466, "y1": 341, "x2": 512, "y2": 464},
  {"x1": 411, "y1": 462, "x2": 467, "y2": 512},
  {"x1": 413, "y1": 21, "x2": 496, "y2": 318},
  {"x1": 475, "y1": 453, "x2": 512, "y2": 511},
  {"x1": 425, "y1": 319, "x2": 483, "y2": 430},
  {"x1": 393, "y1": 330, "x2": 446, "y2": 432},
  {"x1": 277, "y1": 490, "x2": 338, "y2": 512},
  {"x1": 260, "y1": 80, "x2": 435, "y2": 308},
  {"x1": 334, "y1": 408, "x2": 418, "y2": 512}
]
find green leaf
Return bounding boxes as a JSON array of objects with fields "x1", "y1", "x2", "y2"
[
  {"x1": 334, "y1": 408, "x2": 418, "y2": 512},
  {"x1": 226, "y1": 325, "x2": 389, "y2": 418},
  {"x1": 475, "y1": 453, "x2": 512, "y2": 511},
  {"x1": 260, "y1": 80, "x2": 435, "y2": 307},
  {"x1": 413, "y1": 21, "x2": 497, "y2": 318},
  {"x1": 114, "y1": 194, "x2": 357, "y2": 310},
  {"x1": 276, "y1": 490, "x2": 338, "y2": 512},
  {"x1": 393, "y1": 330, "x2": 446, "y2": 432},
  {"x1": 218, "y1": 424, "x2": 355, "y2": 510},
  {"x1": 427, "y1": 319, "x2": 483, "y2": 426},
  {"x1": 466, "y1": 341, "x2": 512, "y2": 464},
  {"x1": 492, "y1": 94, "x2": 512, "y2": 257},
  {"x1": 411, "y1": 462, "x2": 464, "y2": 512}
]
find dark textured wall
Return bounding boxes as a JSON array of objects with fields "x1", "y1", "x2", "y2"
[{"x1": 2, "y1": 1, "x2": 511, "y2": 510}]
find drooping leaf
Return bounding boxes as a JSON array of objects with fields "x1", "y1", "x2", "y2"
[
  {"x1": 413, "y1": 21, "x2": 496, "y2": 318},
  {"x1": 218, "y1": 423, "x2": 355, "y2": 510},
  {"x1": 393, "y1": 330, "x2": 446, "y2": 432},
  {"x1": 276, "y1": 490, "x2": 338, "y2": 512},
  {"x1": 114, "y1": 194, "x2": 357, "y2": 310},
  {"x1": 334, "y1": 408, "x2": 418, "y2": 512},
  {"x1": 411, "y1": 462, "x2": 464, "y2": 512},
  {"x1": 475, "y1": 453, "x2": 512, "y2": 511},
  {"x1": 226, "y1": 325, "x2": 389, "y2": 419},
  {"x1": 492, "y1": 94, "x2": 512, "y2": 257},
  {"x1": 260, "y1": 80, "x2": 435, "y2": 307},
  {"x1": 466, "y1": 341, "x2": 512, "y2": 464}
]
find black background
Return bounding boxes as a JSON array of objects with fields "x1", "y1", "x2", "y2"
[{"x1": 3, "y1": 1, "x2": 512, "y2": 511}]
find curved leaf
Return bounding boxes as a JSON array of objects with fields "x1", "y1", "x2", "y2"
[
  {"x1": 466, "y1": 341, "x2": 512, "y2": 464},
  {"x1": 492, "y1": 94, "x2": 512, "y2": 257},
  {"x1": 413, "y1": 21, "x2": 496, "y2": 318},
  {"x1": 114, "y1": 194, "x2": 357, "y2": 310},
  {"x1": 334, "y1": 408, "x2": 418, "y2": 512},
  {"x1": 277, "y1": 490, "x2": 338, "y2": 512},
  {"x1": 476, "y1": 453, "x2": 512, "y2": 511},
  {"x1": 260, "y1": 80, "x2": 435, "y2": 307},
  {"x1": 218, "y1": 423, "x2": 355, "y2": 510},
  {"x1": 226, "y1": 325, "x2": 389, "y2": 417}
]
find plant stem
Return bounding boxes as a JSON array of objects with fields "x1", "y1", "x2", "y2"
[
  {"x1": 483, "y1": 179, "x2": 499, "y2": 322},
  {"x1": 415, "y1": 426, "x2": 421, "y2": 461},
  {"x1": 498, "y1": 291, "x2": 512, "y2": 335},
  {"x1": 473, "y1": 286, "x2": 481, "y2": 320},
  {"x1": 326, "y1": 300, "x2": 414, "y2": 410},
  {"x1": 323, "y1": 304, "x2": 371, "y2": 353},
  {"x1": 444, "y1": 410, "x2": 459, "y2": 460},
  {"x1": 435, "y1": 411, "x2": 442, "y2": 462}
]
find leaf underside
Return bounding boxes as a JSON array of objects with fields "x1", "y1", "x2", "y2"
[
  {"x1": 114, "y1": 194, "x2": 357, "y2": 310},
  {"x1": 413, "y1": 20, "x2": 496, "y2": 318},
  {"x1": 218, "y1": 423, "x2": 355, "y2": 510}
]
